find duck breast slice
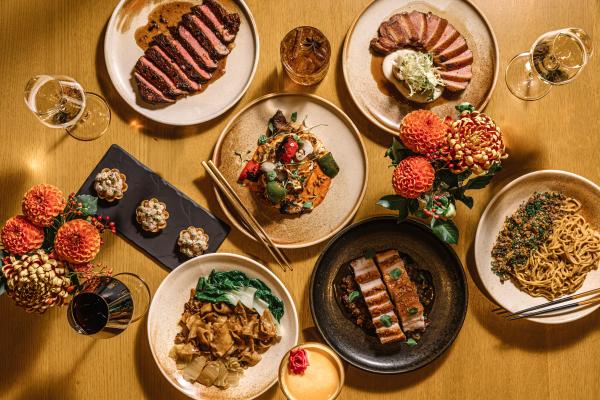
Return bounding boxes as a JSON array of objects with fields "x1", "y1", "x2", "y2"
[
  {"x1": 135, "y1": 56, "x2": 184, "y2": 99},
  {"x1": 423, "y1": 13, "x2": 448, "y2": 49},
  {"x1": 441, "y1": 49, "x2": 473, "y2": 70},
  {"x1": 145, "y1": 46, "x2": 199, "y2": 93},
  {"x1": 407, "y1": 11, "x2": 427, "y2": 44},
  {"x1": 427, "y1": 23, "x2": 460, "y2": 53},
  {"x1": 152, "y1": 34, "x2": 211, "y2": 82},
  {"x1": 439, "y1": 64, "x2": 472, "y2": 82},
  {"x1": 443, "y1": 78, "x2": 469, "y2": 92},
  {"x1": 182, "y1": 13, "x2": 230, "y2": 59},
  {"x1": 435, "y1": 36, "x2": 468, "y2": 63},
  {"x1": 173, "y1": 25, "x2": 218, "y2": 72},
  {"x1": 192, "y1": 4, "x2": 236, "y2": 43}
]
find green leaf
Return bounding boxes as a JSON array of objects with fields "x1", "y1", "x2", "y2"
[
  {"x1": 408, "y1": 199, "x2": 419, "y2": 214},
  {"x1": 291, "y1": 111, "x2": 298, "y2": 122},
  {"x1": 302, "y1": 201, "x2": 313, "y2": 209},
  {"x1": 385, "y1": 138, "x2": 414, "y2": 166},
  {"x1": 406, "y1": 338, "x2": 418, "y2": 346},
  {"x1": 456, "y1": 102, "x2": 475, "y2": 114},
  {"x1": 268, "y1": 121, "x2": 274, "y2": 134},
  {"x1": 76, "y1": 194, "x2": 98, "y2": 216},
  {"x1": 465, "y1": 175, "x2": 494, "y2": 190},
  {"x1": 258, "y1": 135, "x2": 268, "y2": 145},
  {"x1": 380, "y1": 314, "x2": 392, "y2": 327},
  {"x1": 377, "y1": 195, "x2": 408, "y2": 211},
  {"x1": 364, "y1": 248, "x2": 376, "y2": 259},
  {"x1": 348, "y1": 290, "x2": 360, "y2": 303},
  {"x1": 457, "y1": 170, "x2": 472, "y2": 182},
  {"x1": 389, "y1": 268, "x2": 402, "y2": 280},
  {"x1": 455, "y1": 193, "x2": 474, "y2": 209},
  {"x1": 431, "y1": 219, "x2": 459, "y2": 244},
  {"x1": 436, "y1": 169, "x2": 459, "y2": 189},
  {"x1": 0, "y1": 274, "x2": 6, "y2": 297}
]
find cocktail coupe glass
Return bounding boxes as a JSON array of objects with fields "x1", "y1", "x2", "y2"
[
  {"x1": 24, "y1": 74, "x2": 111, "y2": 140},
  {"x1": 505, "y1": 28, "x2": 593, "y2": 101}
]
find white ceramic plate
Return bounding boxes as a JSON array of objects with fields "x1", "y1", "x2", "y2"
[
  {"x1": 104, "y1": 0, "x2": 259, "y2": 126},
  {"x1": 147, "y1": 253, "x2": 299, "y2": 399},
  {"x1": 212, "y1": 93, "x2": 368, "y2": 249},
  {"x1": 475, "y1": 170, "x2": 600, "y2": 324}
]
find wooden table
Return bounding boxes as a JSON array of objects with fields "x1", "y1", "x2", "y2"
[{"x1": 1, "y1": 0, "x2": 599, "y2": 399}]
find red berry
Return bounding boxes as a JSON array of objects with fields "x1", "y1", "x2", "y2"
[
  {"x1": 105, "y1": 216, "x2": 110, "y2": 221},
  {"x1": 97, "y1": 216, "x2": 103, "y2": 221}
]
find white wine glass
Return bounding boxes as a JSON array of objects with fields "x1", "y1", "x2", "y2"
[
  {"x1": 24, "y1": 75, "x2": 111, "y2": 140},
  {"x1": 505, "y1": 28, "x2": 593, "y2": 101}
]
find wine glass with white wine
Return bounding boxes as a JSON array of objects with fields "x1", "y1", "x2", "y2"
[
  {"x1": 24, "y1": 75, "x2": 111, "y2": 140},
  {"x1": 505, "y1": 28, "x2": 593, "y2": 101}
]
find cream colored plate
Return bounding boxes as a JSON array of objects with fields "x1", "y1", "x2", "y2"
[
  {"x1": 343, "y1": 0, "x2": 499, "y2": 135},
  {"x1": 147, "y1": 253, "x2": 299, "y2": 400},
  {"x1": 104, "y1": 0, "x2": 258, "y2": 126},
  {"x1": 212, "y1": 93, "x2": 368, "y2": 249},
  {"x1": 475, "y1": 170, "x2": 600, "y2": 324}
]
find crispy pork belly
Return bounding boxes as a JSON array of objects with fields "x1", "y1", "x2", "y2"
[
  {"x1": 375, "y1": 250, "x2": 425, "y2": 333},
  {"x1": 351, "y1": 257, "x2": 405, "y2": 343}
]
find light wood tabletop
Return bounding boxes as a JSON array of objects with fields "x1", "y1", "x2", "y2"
[{"x1": 1, "y1": 0, "x2": 599, "y2": 399}]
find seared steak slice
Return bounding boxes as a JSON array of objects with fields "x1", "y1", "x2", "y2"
[
  {"x1": 172, "y1": 25, "x2": 218, "y2": 72},
  {"x1": 145, "y1": 45, "x2": 199, "y2": 93},
  {"x1": 134, "y1": 72, "x2": 175, "y2": 104},
  {"x1": 434, "y1": 36, "x2": 468, "y2": 63},
  {"x1": 439, "y1": 64, "x2": 472, "y2": 82},
  {"x1": 203, "y1": 0, "x2": 240, "y2": 34},
  {"x1": 182, "y1": 13, "x2": 229, "y2": 59},
  {"x1": 407, "y1": 11, "x2": 427, "y2": 43},
  {"x1": 441, "y1": 49, "x2": 473, "y2": 69},
  {"x1": 135, "y1": 56, "x2": 185, "y2": 99},
  {"x1": 423, "y1": 13, "x2": 448, "y2": 49},
  {"x1": 427, "y1": 23, "x2": 460, "y2": 53},
  {"x1": 192, "y1": 4, "x2": 236, "y2": 43},
  {"x1": 152, "y1": 34, "x2": 211, "y2": 82}
]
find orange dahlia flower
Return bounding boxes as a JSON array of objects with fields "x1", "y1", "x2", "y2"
[
  {"x1": 22, "y1": 184, "x2": 66, "y2": 227},
  {"x1": 399, "y1": 110, "x2": 447, "y2": 156},
  {"x1": 392, "y1": 156, "x2": 435, "y2": 198},
  {"x1": 1, "y1": 215, "x2": 44, "y2": 255},
  {"x1": 54, "y1": 219, "x2": 101, "y2": 264}
]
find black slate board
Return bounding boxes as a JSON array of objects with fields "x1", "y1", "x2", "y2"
[{"x1": 78, "y1": 144, "x2": 230, "y2": 270}]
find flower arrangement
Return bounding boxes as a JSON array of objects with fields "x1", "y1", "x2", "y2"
[
  {"x1": 0, "y1": 184, "x2": 115, "y2": 313},
  {"x1": 378, "y1": 103, "x2": 508, "y2": 244}
]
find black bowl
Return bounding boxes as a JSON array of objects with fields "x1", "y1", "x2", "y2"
[{"x1": 310, "y1": 216, "x2": 468, "y2": 374}]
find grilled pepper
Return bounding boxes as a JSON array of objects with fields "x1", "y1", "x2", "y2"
[
  {"x1": 277, "y1": 136, "x2": 299, "y2": 164},
  {"x1": 317, "y1": 152, "x2": 340, "y2": 178},
  {"x1": 238, "y1": 160, "x2": 261, "y2": 182},
  {"x1": 266, "y1": 181, "x2": 287, "y2": 204}
]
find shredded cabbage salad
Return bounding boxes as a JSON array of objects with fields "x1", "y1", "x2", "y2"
[{"x1": 393, "y1": 52, "x2": 445, "y2": 100}]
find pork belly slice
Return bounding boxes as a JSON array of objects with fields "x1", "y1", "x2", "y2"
[
  {"x1": 192, "y1": 4, "x2": 236, "y2": 43},
  {"x1": 427, "y1": 23, "x2": 460, "y2": 54},
  {"x1": 145, "y1": 46, "x2": 199, "y2": 93},
  {"x1": 203, "y1": 0, "x2": 241, "y2": 35},
  {"x1": 422, "y1": 13, "x2": 448, "y2": 49},
  {"x1": 441, "y1": 49, "x2": 473, "y2": 70},
  {"x1": 439, "y1": 64, "x2": 472, "y2": 82},
  {"x1": 133, "y1": 72, "x2": 175, "y2": 104},
  {"x1": 182, "y1": 13, "x2": 230, "y2": 59},
  {"x1": 152, "y1": 34, "x2": 211, "y2": 82},
  {"x1": 173, "y1": 25, "x2": 218, "y2": 72},
  {"x1": 351, "y1": 257, "x2": 406, "y2": 343},
  {"x1": 407, "y1": 11, "x2": 427, "y2": 44},
  {"x1": 434, "y1": 36, "x2": 468, "y2": 63},
  {"x1": 375, "y1": 250, "x2": 425, "y2": 333},
  {"x1": 135, "y1": 56, "x2": 185, "y2": 99}
]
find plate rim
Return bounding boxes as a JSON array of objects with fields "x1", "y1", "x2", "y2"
[
  {"x1": 474, "y1": 169, "x2": 600, "y2": 324},
  {"x1": 104, "y1": 0, "x2": 260, "y2": 126},
  {"x1": 146, "y1": 252, "x2": 300, "y2": 399},
  {"x1": 211, "y1": 92, "x2": 369, "y2": 249},
  {"x1": 309, "y1": 215, "x2": 468, "y2": 374},
  {"x1": 342, "y1": 0, "x2": 500, "y2": 136}
]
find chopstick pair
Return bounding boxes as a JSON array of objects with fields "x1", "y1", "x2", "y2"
[
  {"x1": 202, "y1": 160, "x2": 293, "y2": 272},
  {"x1": 492, "y1": 287, "x2": 600, "y2": 320}
]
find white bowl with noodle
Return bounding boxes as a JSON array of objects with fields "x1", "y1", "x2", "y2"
[
  {"x1": 147, "y1": 253, "x2": 299, "y2": 399},
  {"x1": 475, "y1": 170, "x2": 600, "y2": 324}
]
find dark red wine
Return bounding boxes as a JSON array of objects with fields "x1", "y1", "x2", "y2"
[{"x1": 71, "y1": 293, "x2": 109, "y2": 335}]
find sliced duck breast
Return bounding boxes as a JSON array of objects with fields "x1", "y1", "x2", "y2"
[
  {"x1": 435, "y1": 36, "x2": 468, "y2": 63},
  {"x1": 441, "y1": 49, "x2": 473, "y2": 69},
  {"x1": 192, "y1": 4, "x2": 236, "y2": 43},
  {"x1": 173, "y1": 25, "x2": 218, "y2": 72},
  {"x1": 439, "y1": 64, "x2": 472, "y2": 82},
  {"x1": 145, "y1": 46, "x2": 199, "y2": 93},
  {"x1": 135, "y1": 56, "x2": 184, "y2": 99},
  {"x1": 204, "y1": 0, "x2": 241, "y2": 35},
  {"x1": 427, "y1": 23, "x2": 460, "y2": 53},
  {"x1": 443, "y1": 79, "x2": 469, "y2": 92},
  {"x1": 134, "y1": 72, "x2": 175, "y2": 104},
  {"x1": 152, "y1": 34, "x2": 211, "y2": 82},
  {"x1": 182, "y1": 13, "x2": 230, "y2": 59},
  {"x1": 407, "y1": 11, "x2": 427, "y2": 43},
  {"x1": 423, "y1": 13, "x2": 448, "y2": 49},
  {"x1": 370, "y1": 36, "x2": 396, "y2": 55},
  {"x1": 394, "y1": 13, "x2": 419, "y2": 44}
]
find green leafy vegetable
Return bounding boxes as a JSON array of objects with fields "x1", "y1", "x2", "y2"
[
  {"x1": 348, "y1": 290, "x2": 360, "y2": 303},
  {"x1": 380, "y1": 314, "x2": 392, "y2": 327},
  {"x1": 303, "y1": 201, "x2": 313, "y2": 209},
  {"x1": 405, "y1": 338, "x2": 418, "y2": 346},
  {"x1": 431, "y1": 219, "x2": 459, "y2": 244},
  {"x1": 389, "y1": 268, "x2": 402, "y2": 280},
  {"x1": 195, "y1": 270, "x2": 285, "y2": 321}
]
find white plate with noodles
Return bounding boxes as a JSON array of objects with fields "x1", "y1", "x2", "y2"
[
  {"x1": 147, "y1": 253, "x2": 299, "y2": 399},
  {"x1": 475, "y1": 170, "x2": 600, "y2": 324}
]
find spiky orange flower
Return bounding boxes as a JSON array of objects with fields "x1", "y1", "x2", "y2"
[
  {"x1": 54, "y1": 219, "x2": 101, "y2": 264},
  {"x1": 392, "y1": 156, "x2": 435, "y2": 198},
  {"x1": 1, "y1": 216, "x2": 44, "y2": 255},
  {"x1": 22, "y1": 184, "x2": 66, "y2": 227},
  {"x1": 399, "y1": 110, "x2": 447, "y2": 156}
]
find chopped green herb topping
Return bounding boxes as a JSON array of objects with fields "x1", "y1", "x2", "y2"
[
  {"x1": 258, "y1": 135, "x2": 268, "y2": 145},
  {"x1": 389, "y1": 268, "x2": 402, "y2": 280},
  {"x1": 408, "y1": 307, "x2": 419, "y2": 315},
  {"x1": 348, "y1": 290, "x2": 360, "y2": 303},
  {"x1": 380, "y1": 314, "x2": 392, "y2": 327},
  {"x1": 405, "y1": 338, "x2": 418, "y2": 346}
]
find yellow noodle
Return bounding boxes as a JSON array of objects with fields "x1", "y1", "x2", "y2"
[{"x1": 512, "y1": 198, "x2": 600, "y2": 300}]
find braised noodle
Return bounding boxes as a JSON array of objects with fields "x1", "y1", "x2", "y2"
[{"x1": 513, "y1": 198, "x2": 600, "y2": 300}]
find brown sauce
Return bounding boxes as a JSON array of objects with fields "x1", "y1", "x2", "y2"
[
  {"x1": 134, "y1": 1, "x2": 194, "y2": 50},
  {"x1": 370, "y1": 55, "x2": 397, "y2": 98}
]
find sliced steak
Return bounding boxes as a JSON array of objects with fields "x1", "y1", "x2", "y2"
[
  {"x1": 435, "y1": 36, "x2": 468, "y2": 63},
  {"x1": 203, "y1": 0, "x2": 240, "y2": 34},
  {"x1": 423, "y1": 13, "x2": 448, "y2": 49},
  {"x1": 134, "y1": 72, "x2": 175, "y2": 104},
  {"x1": 407, "y1": 11, "x2": 427, "y2": 43},
  {"x1": 135, "y1": 56, "x2": 184, "y2": 99},
  {"x1": 172, "y1": 25, "x2": 218, "y2": 72},
  {"x1": 182, "y1": 13, "x2": 229, "y2": 59},
  {"x1": 145, "y1": 45, "x2": 199, "y2": 93},
  {"x1": 439, "y1": 64, "x2": 472, "y2": 82},
  {"x1": 427, "y1": 23, "x2": 460, "y2": 54},
  {"x1": 443, "y1": 78, "x2": 469, "y2": 92},
  {"x1": 441, "y1": 49, "x2": 473, "y2": 69},
  {"x1": 152, "y1": 33, "x2": 211, "y2": 82},
  {"x1": 192, "y1": 4, "x2": 236, "y2": 43}
]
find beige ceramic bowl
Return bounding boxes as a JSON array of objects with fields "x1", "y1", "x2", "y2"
[{"x1": 475, "y1": 170, "x2": 600, "y2": 324}]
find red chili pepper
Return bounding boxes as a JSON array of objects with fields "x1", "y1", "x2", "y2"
[
  {"x1": 238, "y1": 160, "x2": 261, "y2": 182},
  {"x1": 277, "y1": 136, "x2": 299, "y2": 164}
]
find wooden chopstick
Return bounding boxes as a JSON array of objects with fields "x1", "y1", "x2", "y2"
[
  {"x1": 501, "y1": 287, "x2": 600, "y2": 318},
  {"x1": 507, "y1": 295, "x2": 600, "y2": 320},
  {"x1": 202, "y1": 161, "x2": 292, "y2": 272}
]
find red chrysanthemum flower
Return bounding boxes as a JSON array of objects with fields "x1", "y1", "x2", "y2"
[
  {"x1": 399, "y1": 110, "x2": 447, "y2": 156},
  {"x1": 54, "y1": 219, "x2": 101, "y2": 264},
  {"x1": 1, "y1": 215, "x2": 45, "y2": 255},
  {"x1": 392, "y1": 156, "x2": 435, "y2": 198},
  {"x1": 22, "y1": 184, "x2": 66, "y2": 227}
]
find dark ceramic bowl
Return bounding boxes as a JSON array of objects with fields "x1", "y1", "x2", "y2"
[{"x1": 310, "y1": 216, "x2": 468, "y2": 374}]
